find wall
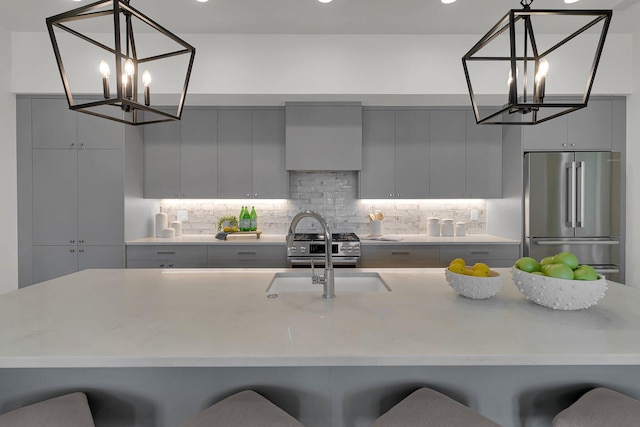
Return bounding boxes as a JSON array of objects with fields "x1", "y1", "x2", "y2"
[
  {"x1": 160, "y1": 172, "x2": 487, "y2": 236},
  {"x1": 627, "y1": 23, "x2": 640, "y2": 287},
  {"x1": 0, "y1": 27, "x2": 17, "y2": 294}
]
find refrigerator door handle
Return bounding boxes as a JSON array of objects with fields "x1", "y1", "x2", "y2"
[
  {"x1": 566, "y1": 162, "x2": 577, "y2": 228},
  {"x1": 535, "y1": 240, "x2": 619, "y2": 246},
  {"x1": 576, "y1": 161, "x2": 585, "y2": 228}
]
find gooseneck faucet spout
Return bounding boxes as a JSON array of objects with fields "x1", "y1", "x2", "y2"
[{"x1": 287, "y1": 211, "x2": 335, "y2": 299}]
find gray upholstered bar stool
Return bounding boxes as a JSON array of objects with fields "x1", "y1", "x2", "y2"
[
  {"x1": 553, "y1": 387, "x2": 640, "y2": 427},
  {"x1": 180, "y1": 390, "x2": 304, "y2": 427},
  {"x1": 371, "y1": 387, "x2": 500, "y2": 427},
  {"x1": 0, "y1": 392, "x2": 95, "y2": 427}
]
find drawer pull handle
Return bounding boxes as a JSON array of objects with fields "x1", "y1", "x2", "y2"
[
  {"x1": 156, "y1": 251, "x2": 176, "y2": 255},
  {"x1": 237, "y1": 251, "x2": 257, "y2": 255},
  {"x1": 470, "y1": 251, "x2": 490, "y2": 255},
  {"x1": 391, "y1": 251, "x2": 410, "y2": 255}
]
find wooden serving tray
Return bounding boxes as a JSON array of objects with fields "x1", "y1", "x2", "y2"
[{"x1": 224, "y1": 230, "x2": 262, "y2": 239}]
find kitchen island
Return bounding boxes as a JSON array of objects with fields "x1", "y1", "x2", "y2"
[{"x1": 1, "y1": 268, "x2": 638, "y2": 427}]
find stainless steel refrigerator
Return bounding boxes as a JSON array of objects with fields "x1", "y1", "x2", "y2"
[{"x1": 524, "y1": 152, "x2": 621, "y2": 282}]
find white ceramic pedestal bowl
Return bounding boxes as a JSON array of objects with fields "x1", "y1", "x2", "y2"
[
  {"x1": 511, "y1": 267, "x2": 607, "y2": 310},
  {"x1": 444, "y1": 269, "x2": 503, "y2": 300}
]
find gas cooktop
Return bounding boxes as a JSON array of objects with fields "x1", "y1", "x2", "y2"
[{"x1": 292, "y1": 233, "x2": 360, "y2": 242}]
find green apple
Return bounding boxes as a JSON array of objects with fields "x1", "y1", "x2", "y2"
[
  {"x1": 542, "y1": 263, "x2": 574, "y2": 280},
  {"x1": 515, "y1": 257, "x2": 541, "y2": 273},
  {"x1": 573, "y1": 265, "x2": 599, "y2": 281},
  {"x1": 540, "y1": 256, "x2": 555, "y2": 266},
  {"x1": 552, "y1": 252, "x2": 579, "y2": 270}
]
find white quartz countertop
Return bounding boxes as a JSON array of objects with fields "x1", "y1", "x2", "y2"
[
  {"x1": 0, "y1": 268, "x2": 638, "y2": 369},
  {"x1": 126, "y1": 234, "x2": 519, "y2": 245}
]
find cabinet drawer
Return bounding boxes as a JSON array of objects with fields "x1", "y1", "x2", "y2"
[
  {"x1": 126, "y1": 245, "x2": 208, "y2": 261},
  {"x1": 126, "y1": 259, "x2": 208, "y2": 269},
  {"x1": 360, "y1": 245, "x2": 439, "y2": 268},
  {"x1": 208, "y1": 245, "x2": 287, "y2": 268},
  {"x1": 440, "y1": 245, "x2": 519, "y2": 262}
]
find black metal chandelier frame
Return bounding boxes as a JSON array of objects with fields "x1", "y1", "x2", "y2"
[
  {"x1": 46, "y1": 0, "x2": 196, "y2": 125},
  {"x1": 462, "y1": 0, "x2": 612, "y2": 125}
]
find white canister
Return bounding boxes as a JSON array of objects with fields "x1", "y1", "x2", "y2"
[
  {"x1": 170, "y1": 221, "x2": 183, "y2": 237},
  {"x1": 440, "y1": 218, "x2": 455, "y2": 237},
  {"x1": 455, "y1": 222, "x2": 466, "y2": 236},
  {"x1": 155, "y1": 212, "x2": 168, "y2": 237},
  {"x1": 427, "y1": 217, "x2": 440, "y2": 236},
  {"x1": 161, "y1": 228, "x2": 176, "y2": 238},
  {"x1": 370, "y1": 220, "x2": 384, "y2": 236}
]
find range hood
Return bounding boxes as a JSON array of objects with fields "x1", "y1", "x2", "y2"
[{"x1": 285, "y1": 102, "x2": 362, "y2": 171}]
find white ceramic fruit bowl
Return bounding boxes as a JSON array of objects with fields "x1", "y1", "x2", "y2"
[
  {"x1": 511, "y1": 267, "x2": 607, "y2": 310},
  {"x1": 444, "y1": 268, "x2": 503, "y2": 300}
]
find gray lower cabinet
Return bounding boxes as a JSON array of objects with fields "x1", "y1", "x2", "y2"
[
  {"x1": 208, "y1": 245, "x2": 288, "y2": 268},
  {"x1": 360, "y1": 110, "x2": 430, "y2": 199},
  {"x1": 359, "y1": 245, "x2": 440, "y2": 268},
  {"x1": 126, "y1": 245, "x2": 208, "y2": 268},
  {"x1": 523, "y1": 99, "x2": 613, "y2": 151},
  {"x1": 359, "y1": 244, "x2": 519, "y2": 269},
  {"x1": 33, "y1": 245, "x2": 124, "y2": 284},
  {"x1": 439, "y1": 245, "x2": 519, "y2": 268}
]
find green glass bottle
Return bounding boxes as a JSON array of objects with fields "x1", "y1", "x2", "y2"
[
  {"x1": 249, "y1": 206, "x2": 257, "y2": 231},
  {"x1": 239, "y1": 206, "x2": 247, "y2": 231},
  {"x1": 243, "y1": 207, "x2": 251, "y2": 231}
]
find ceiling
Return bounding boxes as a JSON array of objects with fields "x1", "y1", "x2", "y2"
[{"x1": 2, "y1": 0, "x2": 640, "y2": 35}]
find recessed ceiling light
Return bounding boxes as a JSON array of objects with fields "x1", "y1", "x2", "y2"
[
  {"x1": 564, "y1": 0, "x2": 580, "y2": 3},
  {"x1": 196, "y1": 0, "x2": 209, "y2": 2},
  {"x1": 442, "y1": 0, "x2": 457, "y2": 4},
  {"x1": 318, "y1": 0, "x2": 333, "y2": 3}
]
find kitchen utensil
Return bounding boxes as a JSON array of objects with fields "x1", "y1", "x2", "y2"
[{"x1": 369, "y1": 213, "x2": 376, "y2": 221}]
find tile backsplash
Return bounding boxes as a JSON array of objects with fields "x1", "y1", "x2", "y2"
[{"x1": 160, "y1": 172, "x2": 487, "y2": 235}]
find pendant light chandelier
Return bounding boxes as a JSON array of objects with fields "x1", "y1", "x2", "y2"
[
  {"x1": 46, "y1": 0, "x2": 196, "y2": 125},
  {"x1": 462, "y1": 0, "x2": 611, "y2": 125}
]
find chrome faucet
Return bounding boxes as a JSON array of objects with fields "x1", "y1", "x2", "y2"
[{"x1": 286, "y1": 210, "x2": 335, "y2": 299}]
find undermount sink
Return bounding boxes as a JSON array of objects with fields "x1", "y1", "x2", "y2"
[{"x1": 267, "y1": 271, "x2": 391, "y2": 293}]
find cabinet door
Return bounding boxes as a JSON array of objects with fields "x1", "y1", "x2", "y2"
[
  {"x1": 522, "y1": 115, "x2": 568, "y2": 150},
  {"x1": 144, "y1": 115, "x2": 181, "y2": 198},
  {"x1": 78, "y1": 245, "x2": 124, "y2": 270},
  {"x1": 359, "y1": 245, "x2": 440, "y2": 268},
  {"x1": 78, "y1": 149, "x2": 124, "y2": 245},
  {"x1": 395, "y1": 111, "x2": 429, "y2": 198},
  {"x1": 78, "y1": 113, "x2": 124, "y2": 149},
  {"x1": 31, "y1": 98, "x2": 77, "y2": 149},
  {"x1": 466, "y1": 110, "x2": 503, "y2": 198},
  {"x1": 180, "y1": 109, "x2": 218, "y2": 198},
  {"x1": 568, "y1": 99, "x2": 612, "y2": 150},
  {"x1": 33, "y1": 246, "x2": 78, "y2": 284},
  {"x1": 32, "y1": 149, "x2": 78, "y2": 245},
  {"x1": 217, "y1": 109, "x2": 253, "y2": 198},
  {"x1": 429, "y1": 111, "x2": 466, "y2": 198},
  {"x1": 253, "y1": 109, "x2": 288, "y2": 199},
  {"x1": 360, "y1": 110, "x2": 396, "y2": 199}
]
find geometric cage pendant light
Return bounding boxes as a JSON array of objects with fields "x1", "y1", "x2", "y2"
[
  {"x1": 462, "y1": 0, "x2": 611, "y2": 125},
  {"x1": 46, "y1": 0, "x2": 196, "y2": 125}
]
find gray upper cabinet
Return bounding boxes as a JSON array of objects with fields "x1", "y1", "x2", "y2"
[
  {"x1": 32, "y1": 98, "x2": 77, "y2": 149},
  {"x1": 466, "y1": 111, "x2": 503, "y2": 198},
  {"x1": 217, "y1": 109, "x2": 254, "y2": 198},
  {"x1": 429, "y1": 111, "x2": 466, "y2": 198},
  {"x1": 143, "y1": 113, "x2": 181, "y2": 198},
  {"x1": 78, "y1": 113, "x2": 124, "y2": 150},
  {"x1": 285, "y1": 103, "x2": 362, "y2": 171},
  {"x1": 252, "y1": 109, "x2": 288, "y2": 199},
  {"x1": 360, "y1": 110, "x2": 396, "y2": 198},
  {"x1": 523, "y1": 99, "x2": 612, "y2": 151},
  {"x1": 395, "y1": 111, "x2": 430, "y2": 198},
  {"x1": 180, "y1": 109, "x2": 218, "y2": 198},
  {"x1": 360, "y1": 110, "x2": 429, "y2": 199}
]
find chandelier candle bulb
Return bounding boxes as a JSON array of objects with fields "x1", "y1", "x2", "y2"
[
  {"x1": 142, "y1": 70, "x2": 152, "y2": 106},
  {"x1": 99, "y1": 60, "x2": 110, "y2": 99}
]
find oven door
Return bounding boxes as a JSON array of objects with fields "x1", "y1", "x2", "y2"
[{"x1": 288, "y1": 257, "x2": 359, "y2": 268}]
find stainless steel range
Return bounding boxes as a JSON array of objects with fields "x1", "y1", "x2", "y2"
[{"x1": 287, "y1": 232, "x2": 360, "y2": 267}]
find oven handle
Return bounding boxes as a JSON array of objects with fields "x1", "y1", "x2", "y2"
[{"x1": 288, "y1": 257, "x2": 359, "y2": 266}]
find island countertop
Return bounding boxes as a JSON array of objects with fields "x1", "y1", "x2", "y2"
[{"x1": 1, "y1": 268, "x2": 638, "y2": 369}]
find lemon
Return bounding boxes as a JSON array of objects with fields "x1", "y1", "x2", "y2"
[
  {"x1": 223, "y1": 227, "x2": 231, "y2": 232},
  {"x1": 231, "y1": 226, "x2": 238, "y2": 232},
  {"x1": 472, "y1": 262, "x2": 490, "y2": 273},
  {"x1": 449, "y1": 258, "x2": 465, "y2": 268},
  {"x1": 448, "y1": 264, "x2": 465, "y2": 274},
  {"x1": 462, "y1": 268, "x2": 475, "y2": 276},
  {"x1": 471, "y1": 269, "x2": 488, "y2": 277}
]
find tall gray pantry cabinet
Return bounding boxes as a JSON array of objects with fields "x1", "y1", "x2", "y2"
[{"x1": 17, "y1": 97, "x2": 151, "y2": 287}]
